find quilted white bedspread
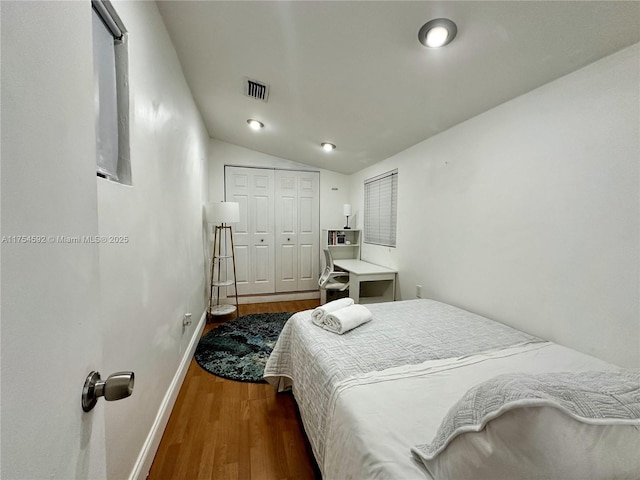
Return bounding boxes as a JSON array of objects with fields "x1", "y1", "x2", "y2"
[
  {"x1": 263, "y1": 299, "x2": 541, "y2": 467},
  {"x1": 323, "y1": 342, "x2": 616, "y2": 480}
]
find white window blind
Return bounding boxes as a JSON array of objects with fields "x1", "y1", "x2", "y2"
[
  {"x1": 92, "y1": 7, "x2": 119, "y2": 180},
  {"x1": 92, "y1": 0, "x2": 130, "y2": 184},
  {"x1": 364, "y1": 169, "x2": 398, "y2": 247}
]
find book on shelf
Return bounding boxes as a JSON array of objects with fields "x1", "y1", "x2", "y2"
[{"x1": 327, "y1": 229, "x2": 352, "y2": 246}]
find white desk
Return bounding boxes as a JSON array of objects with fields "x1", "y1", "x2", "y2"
[{"x1": 333, "y1": 259, "x2": 397, "y2": 304}]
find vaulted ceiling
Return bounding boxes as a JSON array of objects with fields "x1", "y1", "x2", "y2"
[{"x1": 157, "y1": 1, "x2": 640, "y2": 174}]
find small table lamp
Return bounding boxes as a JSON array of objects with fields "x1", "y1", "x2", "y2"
[{"x1": 343, "y1": 204, "x2": 352, "y2": 229}]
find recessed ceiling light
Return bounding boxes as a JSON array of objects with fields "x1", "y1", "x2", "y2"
[
  {"x1": 418, "y1": 18, "x2": 457, "y2": 48},
  {"x1": 321, "y1": 142, "x2": 336, "y2": 152},
  {"x1": 247, "y1": 119, "x2": 264, "y2": 130}
]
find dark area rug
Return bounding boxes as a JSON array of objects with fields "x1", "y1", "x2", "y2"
[{"x1": 194, "y1": 312, "x2": 292, "y2": 383}]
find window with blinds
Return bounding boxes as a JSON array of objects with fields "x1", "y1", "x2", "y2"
[{"x1": 364, "y1": 169, "x2": 398, "y2": 247}]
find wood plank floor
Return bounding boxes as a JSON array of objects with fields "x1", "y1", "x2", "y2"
[{"x1": 148, "y1": 300, "x2": 321, "y2": 480}]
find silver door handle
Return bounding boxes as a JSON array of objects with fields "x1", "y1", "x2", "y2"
[{"x1": 82, "y1": 371, "x2": 134, "y2": 412}]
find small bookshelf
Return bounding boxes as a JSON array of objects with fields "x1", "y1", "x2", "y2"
[{"x1": 321, "y1": 229, "x2": 361, "y2": 260}]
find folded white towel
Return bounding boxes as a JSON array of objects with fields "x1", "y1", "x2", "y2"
[
  {"x1": 311, "y1": 297, "x2": 354, "y2": 327},
  {"x1": 323, "y1": 304, "x2": 373, "y2": 334}
]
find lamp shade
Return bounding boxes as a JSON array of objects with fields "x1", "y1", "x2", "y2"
[
  {"x1": 206, "y1": 201, "x2": 240, "y2": 224},
  {"x1": 343, "y1": 204, "x2": 352, "y2": 216}
]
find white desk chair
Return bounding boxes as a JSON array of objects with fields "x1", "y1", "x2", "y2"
[{"x1": 318, "y1": 249, "x2": 349, "y2": 293}]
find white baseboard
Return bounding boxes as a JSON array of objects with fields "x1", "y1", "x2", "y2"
[
  {"x1": 237, "y1": 290, "x2": 320, "y2": 304},
  {"x1": 129, "y1": 310, "x2": 206, "y2": 480}
]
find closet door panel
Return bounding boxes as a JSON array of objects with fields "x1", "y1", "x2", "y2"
[
  {"x1": 230, "y1": 193, "x2": 250, "y2": 293},
  {"x1": 225, "y1": 166, "x2": 275, "y2": 295},
  {"x1": 299, "y1": 243, "x2": 314, "y2": 281},
  {"x1": 225, "y1": 170, "x2": 251, "y2": 295},
  {"x1": 250, "y1": 169, "x2": 275, "y2": 294},
  {"x1": 253, "y1": 245, "x2": 272, "y2": 286},
  {"x1": 254, "y1": 195, "x2": 271, "y2": 233},
  {"x1": 251, "y1": 192, "x2": 275, "y2": 293},
  {"x1": 275, "y1": 171, "x2": 298, "y2": 292},
  {"x1": 299, "y1": 197, "x2": 314, "y2": 233},
  {"x1": 296, "y1": 171, "x2": 320, "y2": 290},
  {"x1": 280, "y1": 244, "x2": 296, "y2": 281},
  {"x1": 280, "y1": 197, "x2": 296, "y2": 233}
]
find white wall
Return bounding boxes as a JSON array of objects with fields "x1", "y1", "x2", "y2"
[
  {"x1": 350, "y1": 44, "x2": 640, "y2": 367},
  {"x1": 96, "y1": 2, "x2": 209, "y2": 479},
  {"x1": 1, "y1": 2, "x2": 108, "y2": 478},
  {"x1": 2, "y1": 1, "x2": 208, "y2": 478},
  {"x1": 209, "y1": 139, "x2": 350, "y2": 233}
]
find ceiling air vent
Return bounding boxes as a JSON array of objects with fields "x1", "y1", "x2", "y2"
[{"x1": 244, "y1": 77, "x2": 270, "y2": 102}]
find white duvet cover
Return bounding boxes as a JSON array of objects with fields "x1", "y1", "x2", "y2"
[
  {"x1": 264, "y1": 299, "x2": 540, "y2": 467},
  {"x1": 323, "y1": 342, "x2": 616, "y2": 480}
]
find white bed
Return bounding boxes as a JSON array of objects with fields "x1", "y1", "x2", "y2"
[{"x1": 264, "y1": 299, "x2": 640, "y2": 480}]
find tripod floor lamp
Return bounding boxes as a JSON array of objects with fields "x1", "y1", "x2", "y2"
[{"x1": 206, "y1": 201, "x2": 240, "y2": 321}]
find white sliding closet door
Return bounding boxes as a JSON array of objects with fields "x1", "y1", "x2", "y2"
[
  {"x1": 275, "y1": 170, "x2": 320, "y2": 292},
  {"x1": 225, "y1": 166, "x2": 275, "y2": 295}
]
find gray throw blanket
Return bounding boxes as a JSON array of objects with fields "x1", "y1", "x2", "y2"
[{"x1": 413, "y1": 369, "x2": 640, "y2": 461}]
